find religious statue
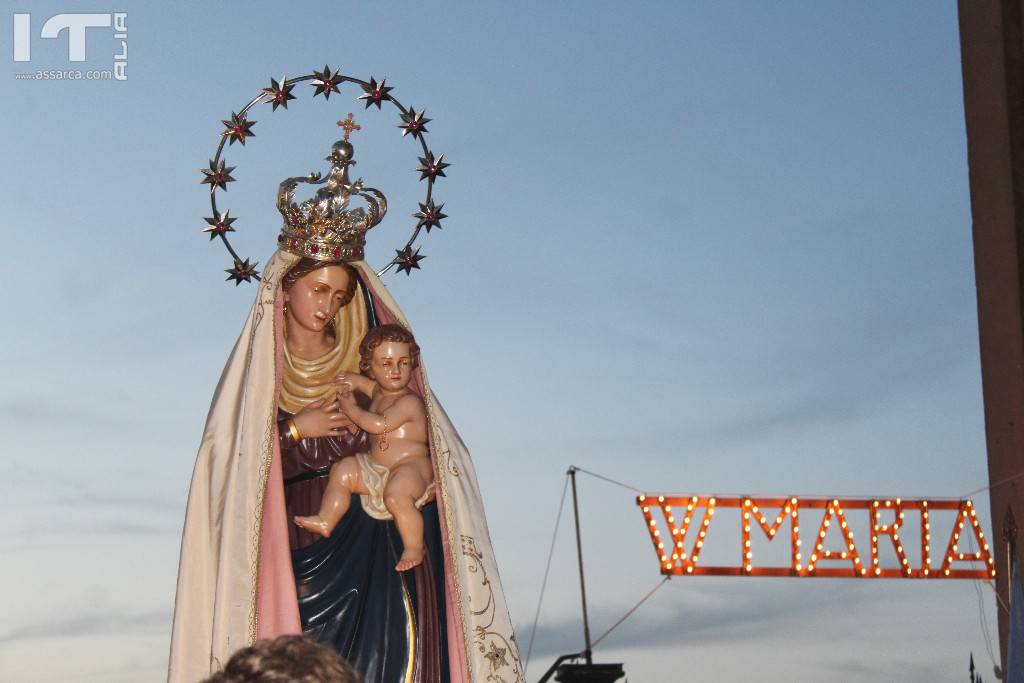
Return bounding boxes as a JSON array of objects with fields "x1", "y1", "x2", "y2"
[
  {"x1": 294, "y1": 323, "x2": 434, "y2": 574},
  {"x1": 168, "y1": 91, "x2": 524, "y2": 683}
]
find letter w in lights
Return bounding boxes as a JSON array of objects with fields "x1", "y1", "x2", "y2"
[{"x1": 637, "y1": 495, "x2": 717, "y2": 574}]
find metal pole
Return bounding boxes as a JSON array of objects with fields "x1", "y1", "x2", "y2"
[{"x1": 568, "y1": 466, "x2": 593, "y2": 665}]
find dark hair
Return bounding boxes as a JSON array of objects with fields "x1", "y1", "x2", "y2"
[
  {"x1": 202, "y1": 634, "x2": 361, "y2": 683},
  {"x1": 358, "y1": 324, "x2": 421, "y2": 373},
  {"x1": 282, "y1": 258, "x2": 358, "y2": 309}
]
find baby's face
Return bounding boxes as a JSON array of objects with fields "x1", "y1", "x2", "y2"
[{"x1": 370, "y1": 340, "x2": 413, "y2": 392}]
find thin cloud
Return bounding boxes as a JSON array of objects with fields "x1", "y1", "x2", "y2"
[
  {"x1": 0, "y1": 607, "x2": 170, "y2": 646},
  {"x1": 3, "y1": 465, "x2": 182, "y2": 516},
  {"x1": 10, "y1": 519, "x2": 179, "y2": 539},
  {"x1": 820, "y1": 656, "x2": 949, "y2": 682},
  {"x1": 667, "y1": 307, "x2": 971, "y2": 450},
  {"x1": 0, "y1": 395, "x2": 111, "y2": 427},
  {"x1": 520, "y1": 581, "x2": 888, "y2": 660}
]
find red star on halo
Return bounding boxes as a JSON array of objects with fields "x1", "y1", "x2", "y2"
[
  {"x1": 414, "y1": 200, "x2": 447, "y2": 232},
  {"x1": 312, "y1": 64, "x2": 344, "y2": 99},
  {"x1": 220, "y1": 112, "x2": 256, "y2": 146},
  {"x1": 358, "y1": 76, "x2": 393, "y2": 110},
  {"x1": 201, "y1": 159, "x2": 236, "y2": 192},
  {"x1": 225, "y1": 258, "x2": 259, "y2": 285},
  {"x1": 398, "y1": 107, "x2": 431, "y2": 139},
  {"x1": 203, "y1": 209, "x2": 237, "y2": 240},
  {"x1": 263, "y1": 76, "x2": 296, "y2": 111},
  {"x1": 395, "y1": 246, "x2": 426, "y2": 275},
  {"x1": 417, "y1": 151, "x2": 450, "y2": 181}
]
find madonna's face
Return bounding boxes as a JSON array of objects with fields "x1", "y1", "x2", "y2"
[{"x1": 284, "y1": 265, "x2": 353, "y2": 335}]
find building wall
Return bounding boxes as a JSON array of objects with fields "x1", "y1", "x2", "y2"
[{"x1": 958, "y1": 0, "x2": 1024, "y2": 672}]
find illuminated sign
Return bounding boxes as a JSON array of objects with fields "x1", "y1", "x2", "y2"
[{"x1": 637, "y1": 495, "x2": 995, "y2": 579}]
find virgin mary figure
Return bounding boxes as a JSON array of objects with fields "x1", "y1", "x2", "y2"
[{"x1": 168, "y1": 134, "x2": 523, "y2": 683}]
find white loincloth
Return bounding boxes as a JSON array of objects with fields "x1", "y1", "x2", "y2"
[{"x1": 355, "y1": 452, "x2": 433, "y2": 521}]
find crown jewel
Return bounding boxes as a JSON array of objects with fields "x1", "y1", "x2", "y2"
[{"x1": 276, "y1": 114, "x2": 387, "y2": 262}]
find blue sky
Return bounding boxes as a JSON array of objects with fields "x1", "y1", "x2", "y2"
[{"x1": 0, "y1": 2, "x2": 1001, "y2": 681}]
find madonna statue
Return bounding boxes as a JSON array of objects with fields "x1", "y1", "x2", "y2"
[{"x1": 168, "y1": 132, "x2": 523, "y2": 683}]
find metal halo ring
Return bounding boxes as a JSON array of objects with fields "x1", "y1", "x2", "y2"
[{"x1": 201, "y1": 66, "x2": 449, "y2": 285}]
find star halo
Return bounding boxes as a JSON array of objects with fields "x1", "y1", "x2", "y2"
[{"x1": 202, "y1": 67, "x2": 452, "y2": 284}]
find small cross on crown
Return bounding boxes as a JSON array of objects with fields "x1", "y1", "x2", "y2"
[{"x1": 337, "y1": 113, "x2": 361, "y2": 141}]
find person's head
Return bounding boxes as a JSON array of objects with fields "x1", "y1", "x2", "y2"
[
  {"x1": 359, "y1": 324, "x2": 420, "y2": 392},
  {"x1": 201, "y1": 634, "x2": 361, "y2": 683},
  {"x1": 282, "y1": 259, "x2": 358, "y2": 335}
]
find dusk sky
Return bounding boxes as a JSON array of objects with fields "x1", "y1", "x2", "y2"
[{"x1": 0, "y1": 2, "x2": 1001, "y2": 681}]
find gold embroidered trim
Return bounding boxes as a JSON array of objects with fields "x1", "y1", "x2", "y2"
[
  {"x1": 422, "y1": 388, "x2": 472, "y2": 671},
  {"x1": 461, "y1": 536, "x2": 525, "y2": 683}
]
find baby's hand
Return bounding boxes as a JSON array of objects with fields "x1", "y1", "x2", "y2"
[
  {"x1": 336, "y1": 384, "x2": 358, "y2": 412},
  {"x1": 331, "y1": 372, "x2": 355, "y2": 386}
]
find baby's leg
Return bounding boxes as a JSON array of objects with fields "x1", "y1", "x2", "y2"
[
  {"x1": 294, "y1": 457, "x2": 365, "y2": 538},
  {"x1": 383, "y1": 458, "x2": 432, "y2": 571}
]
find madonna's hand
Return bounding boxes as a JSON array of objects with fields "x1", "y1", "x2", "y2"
[{"x1": 293, "y1": 398, "x2": 356, "y2": 438}]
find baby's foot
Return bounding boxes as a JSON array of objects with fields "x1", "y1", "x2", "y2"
[
  {"x1": 395, "y1": 546, "x2": 425, "y2": 572},
  {"x1": 293, "y1": 515, "x2": 331, "y2": 538}
]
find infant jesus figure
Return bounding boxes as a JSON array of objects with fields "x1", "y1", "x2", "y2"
[{"x1": 294, "y1": 324, "x2": 434, "y2": 571}]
